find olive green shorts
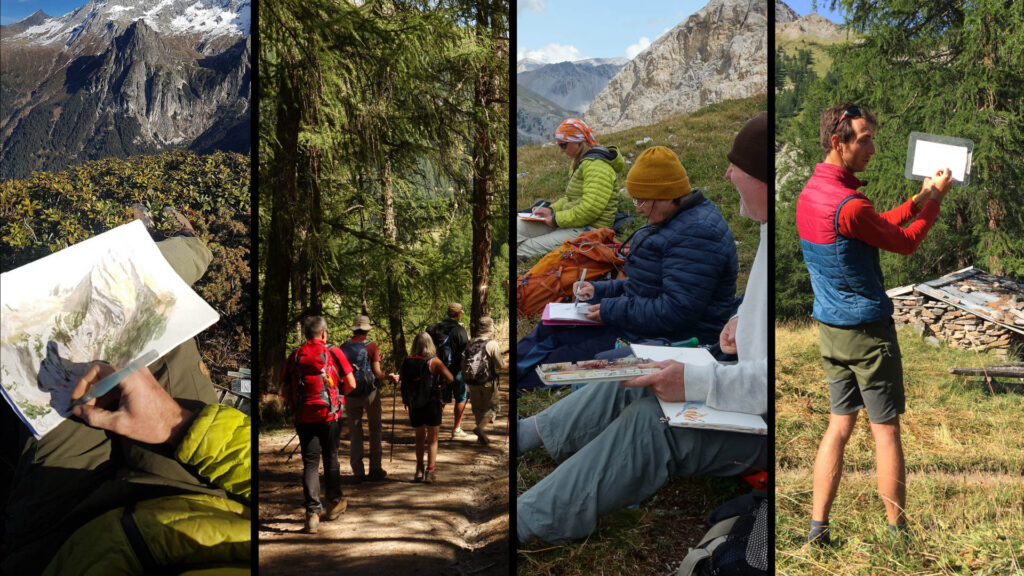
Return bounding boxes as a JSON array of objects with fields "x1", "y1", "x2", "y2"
[{"x1": 817, "y1": 319, "x2": 904, "y2": 423}]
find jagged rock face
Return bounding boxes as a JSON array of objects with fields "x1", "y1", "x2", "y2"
[
  {"x1": 775, "y1": 13, "x2": 848, "y2": 43},
  {"x1": 0, "y1": 0, "x2": 250, "y2": 180},
  {"x1": 517, "y1": 59, "x2": 628, "y2": 114},
  {"x1": 776, "y1": 0, "x2": 800, "y2": 24},
  {"x1": 586, "y1": 0, "x2": 767, "y2": 134}
]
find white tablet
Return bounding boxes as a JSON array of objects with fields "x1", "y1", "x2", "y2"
[{"x1": 905, "y1": 131, "x2": 973, "y2": 187}]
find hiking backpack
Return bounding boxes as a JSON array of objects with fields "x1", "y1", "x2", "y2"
[
  {"x1": 516, "y1": 227, "x2": 625, "y2": 317},
  {"x1": 340, "y1": 340, "x2": 375, "y2": 397},
  {"x1": 287, "y1": 341, "x2": 345, "y2": 421},
  {"x1": 400, "y1": 356, "x2": 440, "y2": 409},
  {"x1": 461, "y1": 339, "x2": 493, "y2": 385},
  {"x1": 427, "y1": 321, "x2": 458, "y2": 373},
  {"x1": 676, "y1": 490, "x2": 768, "y2": 576}
]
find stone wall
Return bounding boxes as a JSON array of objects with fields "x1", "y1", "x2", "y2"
[{"x1": 892, "y1": 295, "x2": 1022, "y2": 357}]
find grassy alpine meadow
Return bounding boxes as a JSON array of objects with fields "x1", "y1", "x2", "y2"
[
  {"x1": 515, "y1": 96, "x2": 767, "y2": 575},
  {"x1": 775, "y1": 320, "x2": 1024, "y2": 576}
]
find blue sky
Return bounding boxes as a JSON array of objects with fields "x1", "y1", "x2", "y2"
[
  {"x1": 1, "y1": 0, "x2": 84, "y2": 25},
  {"x1": 782, "y1": 0, "x2": 846, "y2": 24},
  {"x1": 517, "y1": 0, "x2": 710, "y2": 63}
]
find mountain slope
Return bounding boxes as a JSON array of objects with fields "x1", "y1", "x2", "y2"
[
  {"x1": 516, "y1": 85, "x2": 574, "y2": 146},
  {"x1": 517, "y1": 59, "x2": 627, "y2": 115},
  {"x1": 586, "y1": 0, "x2": 767, "y2": 133},
  {"x1": 0, "y1": 0, "x2": 250, "y2": 180}
]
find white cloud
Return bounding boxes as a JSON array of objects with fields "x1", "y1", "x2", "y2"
[
  {"x1": 518, "y1": 0, "x2": 545, "y2": 14},
  {"x1": 519, "y1": 43, "x2": 584, "y2": 64},
  {"x1": 625, "y1": 36, "x2": 651, "y2": 59}
]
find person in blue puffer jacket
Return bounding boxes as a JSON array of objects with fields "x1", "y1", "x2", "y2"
[{"x1": 516, "y1": 145, "x2": 738, "y2": 389}]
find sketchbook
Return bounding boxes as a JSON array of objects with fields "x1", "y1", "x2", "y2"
[
  {"x1": 629, "y1": 344, "x2": 767, "y2": 435},
  {"x1": 905, "y1": 132, "x2": 973, "y2": 186},
  {"x1": 517, "y1": 211, "x2": 547, "y2": 222},
  {"x1": 0, "y1": 220, "x2": 220, "y2": 439},
  {"x1": 541, "y1": 302, "x2": 602, "y2": 326}
]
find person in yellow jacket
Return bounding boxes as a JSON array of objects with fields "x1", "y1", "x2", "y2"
[
  {"x1": 0, "y1": 210, "x2": 250, "y2": 576},
  {"x1": 517, "y1": 117, "x2": 625, "y2": 260}
]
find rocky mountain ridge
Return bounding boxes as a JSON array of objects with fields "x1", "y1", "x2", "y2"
[
  {"x1": 1, "y1": 0, "x2": 250, "y2": 180},
  {"x1": 586, "y1": 0, "x2": 767, "y2": 133}
]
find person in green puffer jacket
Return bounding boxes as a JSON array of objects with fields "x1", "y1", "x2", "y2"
[
  {"x1": 0, "y1": 214, "x2": 250, "y2": 576},
  {"x1": 518, "y1": 117, "x2": 625, "y2": 260}
]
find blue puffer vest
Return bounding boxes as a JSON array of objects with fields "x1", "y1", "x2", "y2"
[
  {"x1": 597, "y1": 190, "x2": 738, "y2": 344},
  {"x1": 796, "y1": 163, "x2": 892, "y2": 326}
]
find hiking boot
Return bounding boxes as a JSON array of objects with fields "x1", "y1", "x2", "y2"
[
  {"x1": 476, "y1": 430, "x2": 490, "y2": 446},
  {"x1": 351, "y1": 473, "x2": 365, "y2": 485},
  {"x1": 325, "y1": 497, "x2": 348, "y2": 521},
  {"x1": 413, "y1": 466, "x2": 424, "y2": 482},
  {"x1": 162, "y1": 206, "x2": 197, "y2": 237},
  {"x1": 423, "y1": 468, "x2": 437, "y2": 483},
  {"x1": 368, "y1": 469, "x2": 388, "y2": 482},
  {"x1": 452, "y1": 427, "x2": 467, "y2": 439},
  {"x1": 305, "y1": 510, "x2": 319, "y2": 534},
  {"x1": 130, "y1": 203, "x2": 155, "y2": 232}
]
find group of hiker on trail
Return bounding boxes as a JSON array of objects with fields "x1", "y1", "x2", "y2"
[{"x1": 281, "y1": 303, "x2": 507, "y2": 534}]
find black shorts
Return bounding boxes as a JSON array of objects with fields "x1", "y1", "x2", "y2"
[{"x1": 409, "y1": 401, "x2": 442, "y2": 428}]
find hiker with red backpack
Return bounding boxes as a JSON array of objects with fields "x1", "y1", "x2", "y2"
[
  {"x1": 281, "y1": 316, "x2": 356, "y2": 534},
  {"x1": 462, "y1": 316, "x2": 508, "y2": 446},
  {"x1": 427, "y1": 303, "x2": 469, "y2": 439},
  {"x1": 398, "y1": 333, "x2": 455, "y2": 483},
  {"x1": 340, "y1": 314, "x2": 397, "y2": 483}
]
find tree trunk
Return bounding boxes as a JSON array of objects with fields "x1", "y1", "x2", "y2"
[
  {"x1": 308, "y1": 146, "x2": 323, "y2": 316},
  {"x1": 259, "y1": 63, "x2": 301, "y2": 394},
  {"x1": 382, "y1": 158, "x2": 407, "y2": 367}
]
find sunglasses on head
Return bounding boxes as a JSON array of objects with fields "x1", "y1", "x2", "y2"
[{"x1": 832, "y1": 105, "x2": 862, "y2": 134}]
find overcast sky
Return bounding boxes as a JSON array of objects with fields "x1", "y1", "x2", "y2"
[{"x1": 517, "y1": 0, "x2": 709, "y2": 63}]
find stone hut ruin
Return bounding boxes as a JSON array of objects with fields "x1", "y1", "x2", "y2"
[{"x1": 888, "y1": 267, "x2": 1024, "y2": 358}]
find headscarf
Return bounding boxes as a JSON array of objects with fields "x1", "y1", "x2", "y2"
[{"x1": 554, "y1": 118, "x2": 598, "y2": 145}]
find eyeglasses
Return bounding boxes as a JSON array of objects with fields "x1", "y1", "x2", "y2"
[
  {"x1": 632, "y1": 198, "x2": 649, "y2": 209},
  {"x1": 558, "y1": 142, "x2": 569, "y2": 149},
  {"x1": 832, "y1": 105, "x2": 862, "y2": 134}
]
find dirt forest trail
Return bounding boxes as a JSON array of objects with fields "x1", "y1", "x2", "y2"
[{"x1": 258, "y1": 378, "x2": 511, "y2": 575}]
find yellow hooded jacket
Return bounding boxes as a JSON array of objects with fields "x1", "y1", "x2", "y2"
[{"x1": 42, "y1": 404, "x2": 251, "y2": 575}]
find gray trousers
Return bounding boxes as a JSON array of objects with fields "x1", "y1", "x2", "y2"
[
  {"x1": 1, "y1": 236, "x2": 217, "y2": 574},
  {"x1": 516, "y1": 219, "x2": 585, "y2": 260},
  {"x1": 345, "y1": 388, "x2": 383, "y2": 476},
  {"x1": 517, "y1": 381, "x2": 767, "y2": 543},
  {"x1": 467, "y1": 378, "x2": 500, "y2": 434}
]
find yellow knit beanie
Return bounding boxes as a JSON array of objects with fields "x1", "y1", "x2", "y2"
[{"x1": 625, "y1": 146, "x2": 691, "y2": 200}]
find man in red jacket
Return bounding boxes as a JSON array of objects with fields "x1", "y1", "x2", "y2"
[
  {"x1": 796, "y1": 102, "x2": 952, "y2": 547},
  {"x1": 281, "y1": 316, "x2": 356, "y2": 534}
]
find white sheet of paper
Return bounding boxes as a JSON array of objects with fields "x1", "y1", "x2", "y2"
[
  {"x1": 911, "y1": 139, "x2": 970, "y2": 182},
  {"x1": 629, "y1": 344, "x2": 765, "y2": 435},
  {"x1": 546, "y1": 302, "x2": 600, "y2": 323},
  {"x1": 0, "y1": 221, "x2": 220, "y2": 438}
]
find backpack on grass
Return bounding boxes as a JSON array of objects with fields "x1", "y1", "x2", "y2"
[
  {"x1": 515, "y1": 227, "x2": 625, "y2": 317},
  {"x1": 676, "y1": 490, "x2": 768, "y2": 576},
  {"x1": 461, "y1": 339, "x2": 493, "y2": 385}
]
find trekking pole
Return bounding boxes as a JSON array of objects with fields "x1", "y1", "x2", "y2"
[
  {"x1": 281, "y1": 433, "x2": 297, "y2": 453},
  {"x1": 286, "y1": 438, "x2": 301, "y2": 462},
  {"x1": 389, "y1": 379, "x2": 397, "y2": 462}
]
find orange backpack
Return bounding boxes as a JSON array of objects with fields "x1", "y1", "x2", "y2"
[{"x1": 516, "y1": 228, "x2": 625, "y2": 317}]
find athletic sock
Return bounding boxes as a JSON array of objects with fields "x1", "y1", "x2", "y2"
[
  {"x1": 517, "y1": 416, "x2": 543, "y2": 457},
  {"x1": 808, "y1": 519, "x2": 831, "y2": 547}
]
